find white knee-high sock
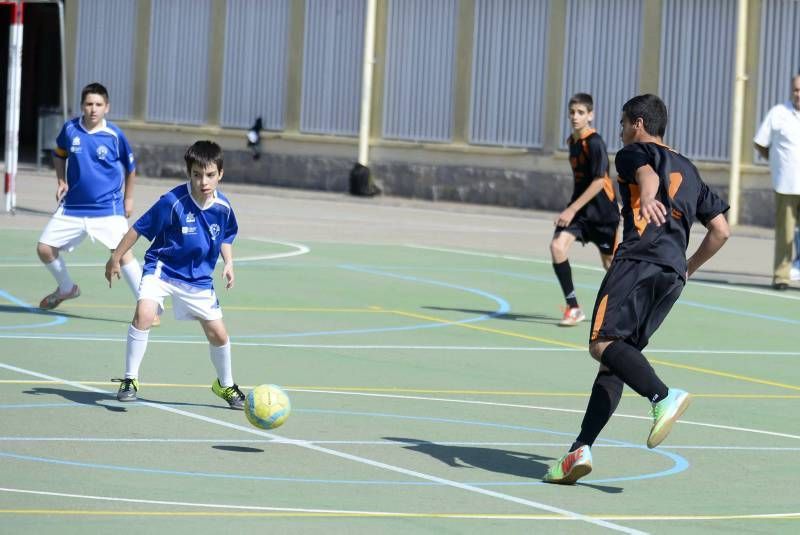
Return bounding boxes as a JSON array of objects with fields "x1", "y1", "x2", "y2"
[
  {"x1": 209, "y1": 340, "x2": 233, "y2": 387},
  {"x1": 125, "y1": 324, "x2": 149, "y2": 379},
  {"x1": 120, "y1": 258, "x2": 143, "y2": 297},
  {"x1": 44, "y1": 257, "x2": 75, "y2": 294}
]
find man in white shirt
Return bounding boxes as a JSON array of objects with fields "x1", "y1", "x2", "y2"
[{"x1": 754, "y1": 74, "x2": 800, "y2": 290}]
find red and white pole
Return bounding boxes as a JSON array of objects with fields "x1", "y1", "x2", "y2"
[{"x1": 4, "y1": 1, "x2": 23, "y2": 213}]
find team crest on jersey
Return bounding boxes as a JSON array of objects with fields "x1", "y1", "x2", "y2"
[
  {"x1": 209, "y1": 224, "x2": 221, "y2": 241},
  {"x1": 96, "y1": 145, "x2": 109, "y2": 160}
]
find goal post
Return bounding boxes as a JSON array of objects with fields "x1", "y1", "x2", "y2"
[
  {"x1": 2, "y1": 0, "x2": 67, "y2": 214},
  {"x1": 3, "y1": 0, "x2": 23, "y2": 213}
]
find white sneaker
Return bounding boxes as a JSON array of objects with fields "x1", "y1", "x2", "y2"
[
  {"x1": 559, "y1": 306, "x2": 586, "y2": 326},
  {"x1": 790, "y1": 262, "x2": 800, "y2": 282}
]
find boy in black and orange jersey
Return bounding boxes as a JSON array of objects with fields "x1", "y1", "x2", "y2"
[
  {"x1": 544, "y1": 94, "x2": 730, "y2": 484},
  {"x1": 551, "y1": 93, "x2": 620, "y2": 326}
]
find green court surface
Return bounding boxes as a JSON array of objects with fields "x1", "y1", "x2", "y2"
[{"x1": 1, "y1": 206, "x2": 799, "y2": 534}]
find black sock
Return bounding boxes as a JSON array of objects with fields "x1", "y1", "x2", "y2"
[
  {"x1": 574, "y1": 371, "x2": 624, "y2": 447},
  {"x1": 600, "y1": 340, "x2": 668, "y2": 403},
  {"x1": 553, "y1": 260, "x2": 579, "y2": 308}
]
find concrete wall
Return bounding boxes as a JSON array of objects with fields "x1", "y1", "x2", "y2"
[{"x1": 132, "y1": 136, "x2": 776, "y2": 228}]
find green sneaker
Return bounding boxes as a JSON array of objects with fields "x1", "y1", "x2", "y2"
[
  {"x1": 647, "y1": 388, "x2": 692, "y2": 448},
  {"x1": 112, "y1": 377, "x2": 139, "y2": 402},
  {"x1": 543, "y1": 445, "x2": 592, "y2": 484},
  {"x1": 212, "y1": 379, "x2": 246, "y2": 410}
]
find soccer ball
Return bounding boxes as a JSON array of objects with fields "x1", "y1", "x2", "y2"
[{"x1": 244, "y1": 384, "x2": 291, "y2": 430}]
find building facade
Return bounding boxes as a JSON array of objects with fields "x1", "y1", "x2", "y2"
[{"x1": 63, "y1": 0, "x2": 800, "y2": 226}]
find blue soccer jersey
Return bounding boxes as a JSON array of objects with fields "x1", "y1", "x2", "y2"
[
  {"x1": 53, "y1": 118, "x2": 136, "y2": 217},
  {"x1": 133, "y1": 184, "x2": 238, "y2": 289}
]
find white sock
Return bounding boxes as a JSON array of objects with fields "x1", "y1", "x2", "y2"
[
  {"x1": 125, "y1": 324, "x2": 149, "y2": 379},
  {"x1": 209, "y1": 340, "x2": 234, "y2": 387},
  {"x1": 44, "y1": 257, "x2": 75, "y2": 294},
  {"x1": 120, "y1": 258, "x2": 143, "y2": 297}
]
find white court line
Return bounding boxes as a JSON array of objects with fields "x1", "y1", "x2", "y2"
[
  {"x1": 4, "y1": 487, "x2": 794, "y2": 521},
  {"x1": 0, "y1": 238, "x2": 309, "y2": 268},
  {"x1": 405, "y1": 244, "x2": 800, "y2": 301},
  {"x1": 1, "y1": 437, "x2": 799, "y2": 451},
  {"x1": 2, "y1": 334, "x2": 797, "y2": 357},
  {"x1": 404, "y1": 243, "x2": 604, "y2": 272},
  {"x1": 4, "y1": 358, "x2": 796, "y2": 443},
  {"x1": 290, "y1": 388, "x2": 800, "y2": 442},
  {"x1": 0, "y1": 362, "x2": 644, "y2": 534},
  {"x1": 0, "y1": 487, "x2": 447, "y2": 518}
]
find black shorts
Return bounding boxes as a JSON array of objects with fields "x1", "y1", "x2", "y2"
[
  {"x1": 554, "y1": 217, "x2": 618, "y2": 256},
  {"x1": 589, "y1": 258, "x2": 685, "y2": 350}
]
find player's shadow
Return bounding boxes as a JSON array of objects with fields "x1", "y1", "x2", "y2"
[
  {"x1": 385, "y1": 436, "x2": 551, "y2": 478},
  {"x1": 0, "y1": 304, "x2": 130, "y2": 324},
  {"x1": 422, "y1": 306, "x2": 559, "y2": 325},
  {"x1": 691, "y1": 276, "x2": 797, "y2": 292},
  {"x1": 22, "y1": 386, "x2": 230, "y2": 413},
  {"x1": 10, "y1": 206, "x2": 53, "y2": 217},
  {"x1": 212, "y1": 445, "x2": 264, "y2": 453},
  {"x1": 23, "y1": 387, "x2": 128, "y2": 413},
  {"x1": 385, "y1": 437, "x2": 623, "y2": 494}
]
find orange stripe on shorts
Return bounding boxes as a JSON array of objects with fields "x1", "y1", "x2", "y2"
[{"x1": 591, "y1": 294, "x2": 609, "y2": 341}]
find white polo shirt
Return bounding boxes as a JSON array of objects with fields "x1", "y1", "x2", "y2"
[{"x1": 754, "y1": 101, "x2": 800, "y2": 195}]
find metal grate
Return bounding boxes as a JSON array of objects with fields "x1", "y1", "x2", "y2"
[
  {"x1": 220, "y1": 0, "x2": 290, "y2": 130},
  {"x1": 659, "y1": 0, "x2": 736, "y2": 161},
  {"x1": 560, "y1": 0, "x2": 643, "y2": 153},
  {"x1": 74, "y1": 0, "x2": 138, "y2": 119},
  {"x1": 469, "y1": 0, "x2": 550, "y2": 148},
  {"x1": 301, "y1": 0, "x2": 365, "y2": 136},
  {"x1": 146, "y1": 0, "x2": 212, "y2": 125},
  {"x1": 754, "y1": 0, "x2": 800, "y2": 163},
  {"x1": 382, "y1": 0, "x2": 457, "y2": 142}
]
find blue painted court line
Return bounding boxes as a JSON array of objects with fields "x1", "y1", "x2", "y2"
[
  {"x1": 0, "y1": 266, "x2": 511, "y2": 341},
  {"x1": 432, "y1": 268, "x2": 800, "y2": 326},
  {"x1": 1, "y1": 405, "x2": 687, "y2": 487},
  {"x1": 0, "y1": 290, "x2": 68, "y2": 330}
]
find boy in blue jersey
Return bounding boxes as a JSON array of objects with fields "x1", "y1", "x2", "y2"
[
  {"x1": 543, "y1": 95, "x2": 730, "y2": 484},
  {"x1": 37, "y1": 82, "x2": 143, "y2": 310},
  {"x1": 105, "y1": 140, "x2": 245, "y2": 409}
]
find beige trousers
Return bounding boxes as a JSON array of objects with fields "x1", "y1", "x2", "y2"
[{"x1": 773, "y1": 192, "x2": 800, "y2": 284}]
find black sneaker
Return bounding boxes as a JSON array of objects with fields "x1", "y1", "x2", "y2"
[
  {"x1": 212, "y1": 379, "x2": 245, "y2": 409},
  {"x1": 112, "y1": 377, "x2": 139, "y2": 402}
]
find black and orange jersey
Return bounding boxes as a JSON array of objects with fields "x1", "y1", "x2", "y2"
[
  {"x1": 567, "y1": 129, "x2": 619, "y2": 225},
  {"x1": 614, "y1": 142, "x2": 729, "y2": 277}
]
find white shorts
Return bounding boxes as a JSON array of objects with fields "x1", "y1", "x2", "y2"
[
  {"x1": 138, "y1": 274, "x2": 223, "y2": 321},
  {"x1": 39, "y1": 207, "x2": 129, "y2": 252}
]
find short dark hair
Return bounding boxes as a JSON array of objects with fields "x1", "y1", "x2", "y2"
[
  {"x1": 184, "y1": 140, "x2": 224, "y2": 175},
  {"x1": 622, "y1": 94, "x2": 668, "y2": 138},
  {"x1": 81, "y1": 82, "x2": 109, "y2": 104},
  {"x1": 568, "y1": 93, "x2": 594, "y2": 112}
]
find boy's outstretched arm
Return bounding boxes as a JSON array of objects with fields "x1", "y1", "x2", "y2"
[
  {"x1": 555, "y1": 177, "x2": 608, "y2": 227},
  {"x1": 53, "y1": 156, "x2": 68, "y2": 203},
  {"x1": 687, "y1": 213, "x2": 730, "y2": 278},
  {"x1": 220, "y1": 242, "x2": 235, "y2": 289},
  {"x1": 106, "y1": 228, "x2": 141, "y2": 286},
  {"x1": 123, "y1": 170, "x2": 137, "y2": 218}
]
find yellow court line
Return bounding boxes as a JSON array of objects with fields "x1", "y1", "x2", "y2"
[
  {"x1": 3, "y1": 380, "x2": 800, "y2": 399},
  {"x1": 6, "y1": 298, "x2": 800, "y2": 393},
  {"x1": 389, "y1": 309, "x2": 583, "y2": 349},
  {"x1": 59, "y1": 304, "x2": 384, "y2": 313},
  {"x1": 650, "y1": 359, "x2": 800, "y2": 392},
  {"x1": 390, "y1": 309, "x2": 800, "y2": 393},
  {"x1": 0, "y1": 510, "x2": 798, "y2": 521}
]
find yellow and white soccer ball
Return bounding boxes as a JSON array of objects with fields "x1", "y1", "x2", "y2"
[{"x1": 244, "y1": 384, "x2": 291, "y2": 430}]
